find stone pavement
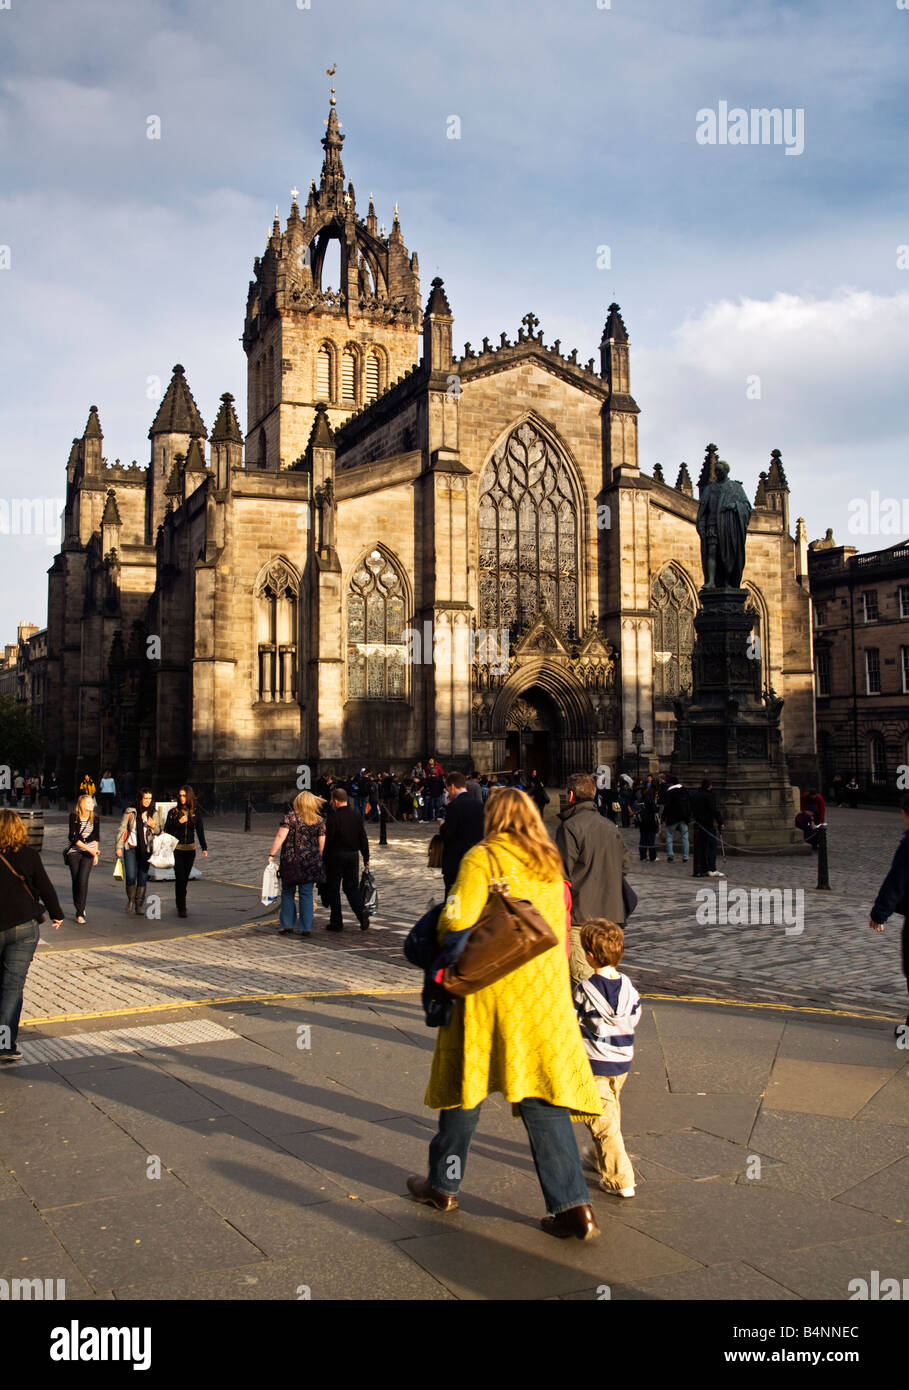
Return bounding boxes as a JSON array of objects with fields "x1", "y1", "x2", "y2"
[
  {"x1": 25, "y1": 806, "x2": 908, "y2": 1022},
  {"x1": 1, "y1": 992, "x2": 907, "y2": 1301}
]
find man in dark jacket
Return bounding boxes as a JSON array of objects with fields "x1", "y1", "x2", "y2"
[
  {"x1": 323, "y1": 787, "x2": 370, "y2": 931},
  {"x1": 438, "y1": 772, "x2": 485, "y2": 893},
  {"x1": 691, "y1": 779, "x2": 724, "y2": 878},
  {"x1": 868, "y1": 795, "x2": 909, "y2": 1032},
  {"x1": 555, "y1": 772, "x2": 630, "y2": 982},
  {"x1": 661, "y1": 778, "x2": 691, "y2": 863}
]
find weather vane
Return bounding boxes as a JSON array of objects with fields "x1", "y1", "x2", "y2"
[{"x1": 327, "y1": 63, "x2": 337, "y2": 106}]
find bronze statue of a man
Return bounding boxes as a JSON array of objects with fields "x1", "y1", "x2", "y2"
[{"x1": 696, "y1": 460, "x2": 752, "y2": 588}]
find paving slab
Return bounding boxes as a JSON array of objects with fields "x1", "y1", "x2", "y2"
[
  {"x1": 834, "y1": 1156, "x2": 909, "y2": 1223},
  {"x1": 748, "y1": 1228, "x2": 909, "y2": 1301},
  {"x1": 650, "y1": 1005, "x2": 785, "y2": 1094},
  {"x1": 188, "y1": 1066, "x2": 411, "y2": 1138},
  {"x1": 603, "y1": 1179, "x2": 895, "y2": 1267},
  {"x1": 396, "y1": 1210, "x2": 698, "y2": 1300},
  {"x1": 854, "y1": 1069, "x2": 909, "y2": 1126},
  {"x1": 564, "y1": 1261, "x2": 801, "y2": 1301},
  {"x1": 5, "y1": 1124, "x2": 179, "y2": 1212},
  {"x1": 763, "y1": 1056, "x2": 897, "y2": 1118},
  {"x1": 619, "y1": 1088, "x2": 762, "y2": 1144},
  {"x1": 41, "y1": 1187, "x2": 265, "y2": 1289},
  {"x1": 627, "y1": 1129, "x2": 770, "y2": 1181},
  {"x1": 748, "y1": 1109, "x2": 909, "y2": 1198},
  {"x1": 776, "y1": 1020, "x2": 905, "y2": 1069}
]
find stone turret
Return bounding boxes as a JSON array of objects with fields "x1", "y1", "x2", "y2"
[
  {"x1": 147, "y1": 365, "x2": 207, "y2": 540},
  {"x1": 209, "y1": 392, "x2": 244, "y2": 490}
]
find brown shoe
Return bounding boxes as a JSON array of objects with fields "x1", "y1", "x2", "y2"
[
  {"x1": 540, "y1": 1204, "x2": 600, "y2": 1240},
  {"x1": 406, "y1": 1175, "x2": 458, "y2": 1212}
]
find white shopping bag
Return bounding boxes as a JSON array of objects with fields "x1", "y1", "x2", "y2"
[
  {"x1": 149, "y1": 831, "x2": 177, "y2": 869},
  {"x1": 261, "y1": 861, "x2": 279, "y2": 905}
]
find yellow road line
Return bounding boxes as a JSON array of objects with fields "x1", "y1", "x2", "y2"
[{"x1": 22, "y1": 985, "x2": 422, "y2": 1027}]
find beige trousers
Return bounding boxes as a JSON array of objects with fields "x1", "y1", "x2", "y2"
[{"x1": 584, "y1": 1072, "x2": 635, "y2": 1191}]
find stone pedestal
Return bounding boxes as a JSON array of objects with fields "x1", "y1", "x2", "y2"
[{"x1": 673, "y1": 587, "x2": 807, "y2": 854}]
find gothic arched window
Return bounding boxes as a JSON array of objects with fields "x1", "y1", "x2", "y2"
[
  {"x1": 316, "y1": 345, "x2": 332, "y2": 402},
  {"x1": 365, "y1": 350, "x2": 381, "y2": 403},
  {"x1": 255, "y1": 560, "x2": 298, "y2": 702},
  {"x1": 652, "y1": 567, "x2": 695, "y2": 703},
  {"x1": 341, "y1": 347, "x2": 358, "y2": 404},
  {"x1": 347, "y1": 549, "x2": 407, "y2": 700},
  {"x1": 478, "y1": 422, "x2": 579, "y2": 635}
]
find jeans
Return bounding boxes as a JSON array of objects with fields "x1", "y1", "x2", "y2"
[
  {"x1": 280, "y1": 881, "x2": 314, "y2": 933},
  {"x1": 325, "y1": 851, "x2": 365, "y2": 928},
  {"x1": 354, "y1": 795, "x2": 367, "y2": 820},
  {"x1": 67, "y1": 849, "x2": 94, "y2": 915},
  {"x1": 428, "y1": 1097, "x2": 591, "y2": 1216},
  {"x1": 122, "y1": 848, "x2": 150, "y2": 889},
  {"x1": 173, "y1": 849, "x2": 196, "y2": 910},
  {"x1": 0, "y1": 921, "x2": 40, "y2": 1052},
  {"x1": 665, "y1": 821, "x2": 689, "y2": 860}
]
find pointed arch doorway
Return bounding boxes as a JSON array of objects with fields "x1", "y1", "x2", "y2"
[{"x1": 504, "y1": 686, "x2": 562, "y2": 784}]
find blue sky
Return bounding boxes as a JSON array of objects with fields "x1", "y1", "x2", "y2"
[{"x1": 1, "y1": 0, "x2": 908, "y2": 639}]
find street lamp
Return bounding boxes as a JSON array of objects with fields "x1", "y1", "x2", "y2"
[{"x1": 631, "y1": 721, "x2": 644, "y2": 783}]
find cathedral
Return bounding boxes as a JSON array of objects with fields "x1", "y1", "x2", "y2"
[{"x1": 43, "y1": 91, "x2": 817, "y2": 797}]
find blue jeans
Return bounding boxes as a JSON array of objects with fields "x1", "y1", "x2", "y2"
[
  {"x1": 665, "y1": 821, "x2": 689, "y2": 859},
  {"x1": 0, "y1": 921, "x2": 40, "y2": 1052},
  {"x1": 280, "y1": 881, "x2": 314, "y2": 933},
  {"x1": 122, "y1": 848, "x2": 150, "y2": 889},
  {"x1": 428, "y1": 1097, "x2": 590, "y2": 1216}
]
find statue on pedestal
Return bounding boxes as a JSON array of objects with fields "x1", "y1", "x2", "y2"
[{"x1": 696, "y1": 460, "x2": 752, "y2": 588}]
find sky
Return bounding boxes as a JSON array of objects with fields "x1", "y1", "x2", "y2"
[{"x1": 1, "y1": 0, "x2": 908, "y2": 640}]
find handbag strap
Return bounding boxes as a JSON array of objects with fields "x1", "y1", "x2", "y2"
[
  {"x1": 0, "y1": 850, "x2": 40, "y2": 904},
  {"x1": 485, "y1": 844, "x2": 509, "y2": 893}
]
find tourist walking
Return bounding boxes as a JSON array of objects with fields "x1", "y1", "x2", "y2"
[
  {"x1": 116, "y1": 788, "x2": 161, "y2": 915},
  {"x1": 465, "y1": 771, "x2": 483, "y2": 803},
  {"x1": 408, "y1": 787, "x2": 603, "y2": 1238},
  {"x1": 868, "y1": 794, "x2": 909, "y2": 1034},
  {"x1": 99, "y1": 770, "x2": 117, "y2": 816},
  {"x1": 529, "y1": 772, "x2": 550, "y2": 819},
  {"x1": 0, "y1": 809, "x2": 64, "y2": 1062},
  {"x1": 323, "y1": 786, "x2": 370, "y2": 931},
  {"x1": 65, "y1": 792, "x2": 100, "y2": 924},
  {"x1": 163, "y1": 786, "x2": 207, "y2": 918},
  {"x1": 846, "y1": 776, "x2": 860, "y2": 809},
  {"x1": 661, "y1": 777, "x2": 691, "y2": 864},
  {"x1": 269, "y1": 790, "x2": 326, "y2": 937},
  {"x1": 555, "y1": 772, "x2": 630, "y2": 981},
  {"x1": 48, "y1": 771, "x2": 59, "y2": 808},
  {"x1": 691, "y1": 779, "x2": 725, "y2": 878},
  {"x1": 572, "y1": 919, "x2": 642, "y2": 1197},
  {"x1": 424, "y1": 764, "x2": 445, "y2": 821},
  {"x1": 634, "y1": 785, "x2": 660, "y2": 863},
  {"x1": 438, "y1": 771, "x2": 485, "y2": 894}
]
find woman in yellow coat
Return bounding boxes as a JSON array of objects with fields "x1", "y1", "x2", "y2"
[{"x1": 408, "y1": 787, "x2": 604, "y2": 1239}]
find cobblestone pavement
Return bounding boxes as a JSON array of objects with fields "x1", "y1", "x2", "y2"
[{"x1": 22, "y1": 806, "x2": 909, "y2": 1023}]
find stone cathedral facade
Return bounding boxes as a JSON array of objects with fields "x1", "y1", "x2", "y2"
[{"x1": 43, "y1": 97, "x2": 817, "y2": 796}]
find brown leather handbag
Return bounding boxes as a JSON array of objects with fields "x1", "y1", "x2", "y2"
[
  {"x1": 427, "y1": 833, "x2": 444, "y2": 868},
  {"x1": 441, "y1": 847, "x2": 558, "y2": 997}
]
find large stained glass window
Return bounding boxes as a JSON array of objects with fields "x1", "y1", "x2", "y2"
[
  {"x1": 478, "y1": 422, "x2": 579, "y2": 634},
  {"x1": 652, "y1": 567, "x2": 695, "y2": 703},
  {"x1": 347, "y1": 549, "x2": 407, "y2": 700}
]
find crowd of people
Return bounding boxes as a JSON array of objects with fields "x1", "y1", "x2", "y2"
[{"x1": 0, "y1": 754, "x2": 906, "y2": 1249}]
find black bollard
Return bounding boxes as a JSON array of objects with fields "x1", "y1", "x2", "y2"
[
  {"x1": 815, "y1": 825, "x2": 831, "y2": 890},
  {"x1": 379, "y1": 803, "x2": 388, "y2": 846},
  {"x1": 244, "y1": 795, "x2": 252, "y2": 833}
]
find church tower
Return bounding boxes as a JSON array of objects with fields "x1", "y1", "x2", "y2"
[{"x1": 242, "y1": 77, "x2": 422, "y2": 472}]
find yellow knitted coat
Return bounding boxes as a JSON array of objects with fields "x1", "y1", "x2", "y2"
[{"x1": 424, "y1": 834, "x2": 603, "y2": 1119}]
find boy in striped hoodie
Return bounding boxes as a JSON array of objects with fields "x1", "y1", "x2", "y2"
[{"x1": 573, "y1": 918, "x2": 642, "y2": 1197}]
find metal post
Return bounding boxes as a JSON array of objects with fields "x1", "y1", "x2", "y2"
[
  {"x1": 244, "y1": 795, "x2": 252, "y2": 833},
  {"x1": 815, "y1": 824, "x2": 831, "y2": 890},
  {"x1": 379, "y1": 803, "x2": 388, "y2": 846}
]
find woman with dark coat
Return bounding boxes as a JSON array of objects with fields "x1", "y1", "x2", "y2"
[
  {"x1": 0, "y1": 810, "x2": 64, "y2": 1061},
  {"x1": 116, "y1": 788, "x2": 162, "y2": 916},
  {"x1": 66, "y1": 793, "x2": 101, "y2": 924},
  {"x1": 691, "y1": 779, "x2": 724, "y2": 877},
  {"x1": 163, "y1": 786, "x2": 207, "y2": 918}
]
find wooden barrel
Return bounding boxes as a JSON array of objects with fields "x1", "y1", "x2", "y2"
[{"x1": 19, "y1": 809, "x2": 45, "y2": 852}]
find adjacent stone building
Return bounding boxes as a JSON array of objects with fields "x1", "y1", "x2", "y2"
[
  {"x1": 808, "y1": 532, "x2": 909, "y2": 800},
  {"x1": 42, "y1": 96, "x2": 817, "y2": 797}
]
